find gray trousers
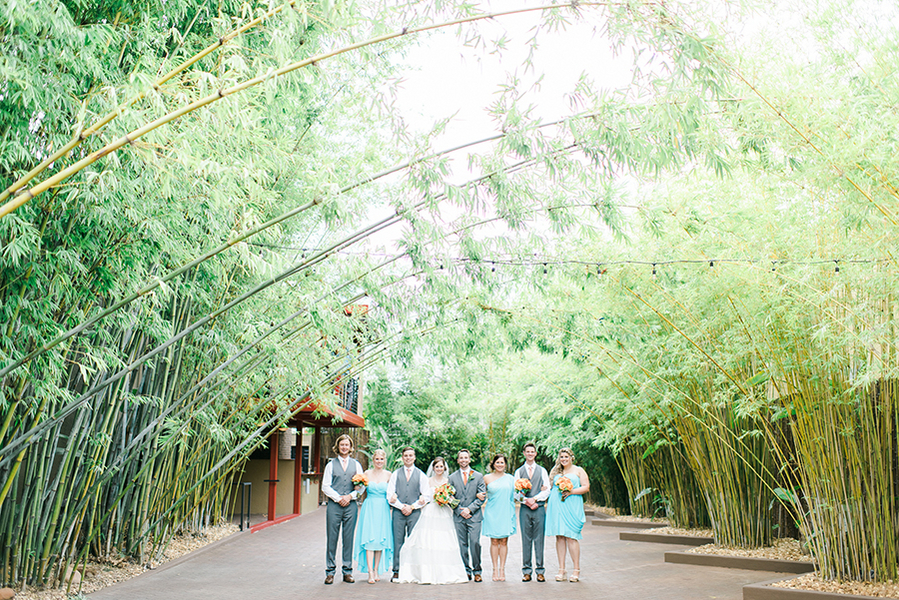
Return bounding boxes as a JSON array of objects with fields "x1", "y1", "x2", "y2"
[
  {"x1": 454, "y1": 517, "x2": 482, "y2": 576},
  {"x1": 392, "y1": 508, "x2": 421, "y2": 573},
  {"x1": 326, "y1": 500, "x2": 358, "y2": 575},
  {"x1": 519, "y1": 503, "x2": 546, "y2": 575}
]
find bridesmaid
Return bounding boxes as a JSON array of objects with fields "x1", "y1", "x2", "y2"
[
  {"x1": 354, "y1": 449, "x2": 393, "y2": 583},
  {"x1": 544, "y1": 448, "x2": 590, "y2": 583},
  {"x1": 481, "y1": 454, "x2": 516, "y2": 581}
]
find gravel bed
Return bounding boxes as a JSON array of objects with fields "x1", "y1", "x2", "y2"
[
  {"x1": 645, "y1": 525, "x2": 714, "y2": 537},
  {"x1": 603, "y1": 514, "x2": 669, "y2": 523},
  {"x1": 14, "y1": 524, "x2": 239, "y2": 600},
  {"x1": 687, "y1": 537, "x2": 810, "y2": 562},
  {"x1": 772, "y1": 573, "x2": 899, "y2": 598}
]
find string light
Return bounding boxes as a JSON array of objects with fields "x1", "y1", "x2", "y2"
[
  {"x1": 651, "y1": 263, "x2": 657, "y2": 276},
  {"x1": 834, "y1": 260, "x2": 840, "y2": 273}
]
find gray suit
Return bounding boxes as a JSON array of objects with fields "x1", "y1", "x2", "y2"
[
  {"x1": 324, "y1": 458, "x2": 360, "y2": 576},
  {"x1": 390, "y1": 467, "x2": 425, "y2": 574},
  {"x1": 448, "y1": 469, "x2": 486, "y2": 577},
  {"x1": 515, "y1": 463, "x2": 548, "y2": 575}
]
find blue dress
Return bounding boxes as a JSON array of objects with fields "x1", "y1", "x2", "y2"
[
  {"x1": 545, "y1": 473, "x2": 585, "y2": 539},
  {"x1": 354, "y1": 481, "x2": 393, "y2": 573},
  {"x1": 481, "y1": 474, "x2": 517, "y2": 538}
]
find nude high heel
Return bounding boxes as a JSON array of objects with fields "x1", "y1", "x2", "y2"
[
  {"x1": 569, "y1": 570, "x2": 580, "y2": 583},
  {"x1": 555, "y1": 570, "x2": 567, "y2": 582}
]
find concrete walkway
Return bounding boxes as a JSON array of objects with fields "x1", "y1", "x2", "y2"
[{"x1": 89, "y1": 508, "x2": 776, "y2": 600}]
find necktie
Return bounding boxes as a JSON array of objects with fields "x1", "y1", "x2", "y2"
[
  {"x1": 463, "y1": 471, "x2": 468, "y2": 485},
  {"x1": 527, "y1": 465, "x2": 534, "y2": 479},
  {"x1": 405, "y1": 468, "x2": 411, "y2": 481}
]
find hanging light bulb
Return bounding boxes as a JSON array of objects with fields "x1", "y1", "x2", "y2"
[
  {"x1": 834, "y1": 260, "x2": 840, "y2": 273},
  {"x1": 651, "y1": 263, "x2": 657, "y2": 276}
]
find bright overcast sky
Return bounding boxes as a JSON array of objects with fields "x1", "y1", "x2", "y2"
[{"x1": 394, "y1": 3, "x2": 634, "y2": 155}]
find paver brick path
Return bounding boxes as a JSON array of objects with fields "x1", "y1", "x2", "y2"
[{"x1": 89, "y1": 508, "x2": 776, "y2": 600}]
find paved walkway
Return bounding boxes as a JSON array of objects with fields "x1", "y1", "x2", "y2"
[{"x1": 89, "y1": 509, "x2": 777, "y2": 600}]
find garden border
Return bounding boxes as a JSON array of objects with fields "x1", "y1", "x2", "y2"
[
  {"x1": 743, "y1": 576, "x2": 881, "y2": 600},
  {"x1": 620, "y1": 531, "x2": 714, "y2": 546},
  {"x1": 592, "y1": 519, "x2": 666, "y2": 529},
  {"x1": 665, "y1": 551, "x2": 815, "y2": 574}
]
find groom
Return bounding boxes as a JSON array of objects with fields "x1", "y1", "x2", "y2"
[
  {"x1": 387, "y1": 446, "x2": 429, "y2": 582},
  {"x1": 448, "y1": 448, "x2": 486, "y2": 582}
]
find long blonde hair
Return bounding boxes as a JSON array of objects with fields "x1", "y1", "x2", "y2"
[{"x1": 549, "y1": 448, "x2": 575, "y2": 479}]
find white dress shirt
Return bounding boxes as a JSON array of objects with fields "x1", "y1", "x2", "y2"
[
  {"x1": 386, "y1": 466, "x2": 429, "y2": 509},
  {"x1": 321, "y1": 456, "x2": 363, "y2": 502},
  {"x1": 516, "y1": 462, "x2": 551, "y2": 503}
]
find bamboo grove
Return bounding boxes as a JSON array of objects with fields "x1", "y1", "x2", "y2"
[
  {"x1": 396, "y1": 0, "x2": 899, "y2": 582},
  {"x1": 2, "y1": 0, "x2": 898, "y2": 592}
]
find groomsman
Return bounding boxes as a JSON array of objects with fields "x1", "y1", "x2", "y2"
[
  {"x1": 321, "y1": 434, "x2": 364, "y2": 584},
  {"x1": 387, "y1": 447, "x2": 429, "y2": 582},
  {"x1": 448, "y1": 449, "x2": 486, "y2": 582},
  {"x1": 515, "y1": 442, "x2": 550, "y2": 582}
]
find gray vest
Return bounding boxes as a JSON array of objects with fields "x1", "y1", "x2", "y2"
[
  {"x1": 394, "y1": 468, "x2": 422, "y2": 504},
  {"x1": 516, "y1": 464, "x2": 546, "y2": 505},
  {"x1": 330, "y1": 457, "x2": 357, "y2": 496}
]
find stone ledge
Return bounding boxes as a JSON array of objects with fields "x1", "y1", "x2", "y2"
[
  {"x1": 620, "y1": 531, "x2": 714, "y2": 546},
  {"x1": 665, "y1": 551, "x2": 815, "y2": 574},
  {"x1": 744, "y1": 576, "x2": 878, "y2": 600},
  {"x1": 591, "y1": 519, "x2": 665, "y2": 529}
]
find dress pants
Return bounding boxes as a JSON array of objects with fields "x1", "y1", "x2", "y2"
[
  {"x1": 392, "y1": 508, "x2": 421, "y2": 573},
  {"x1": 454, "y1": 517, "x2": 482, "y2": 576},
  {"x1": 519, "y1": 504, "x2": 546, "y2": 575},
  {"x1": 326, "y1": 500, "x2": 359, "y2": 575}
]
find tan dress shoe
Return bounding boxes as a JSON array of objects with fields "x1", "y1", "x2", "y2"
[
  {"x1": 522, "y1": 574, "x2": 532, "y2": 582},
  {"x1": 473, "y1": 574, "x2": 483, "y2": 582},
  {"x1": 343, "y1": 574, "x2": 355, "y2": 583},
  {"x1": 536, "y1": 573, "x2": 546, "y2": 582},
  {"x1": 324, "y1": 574, "x2": 334, "y2": 584}
]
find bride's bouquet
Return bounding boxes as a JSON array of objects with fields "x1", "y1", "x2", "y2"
[
  {"x1": 433, "y1": 482, "x2": 459, "y2": 509},
  {"x1": 514, "y1": 478, "x2": 532, "y2": 502}
]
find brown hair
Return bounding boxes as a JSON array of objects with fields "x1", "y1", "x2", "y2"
[
  {"x1": 489, "y1": 454, "x2": 508, "y2": 472},
  {"x1": 331, "y1": 433, "x2": 354, "y2": 455}
]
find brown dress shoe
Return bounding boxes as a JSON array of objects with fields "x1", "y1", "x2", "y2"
[
  {"x1": 536, "y1": 573, "x2": 546, "y2": 582},
  {"x1": 473, "y1": 574, "x2": 483, "y2": 582},
  {"x1": 522, "y1": 574, "x2": 532, "y2": 582},
  {"x1": 324, "y1": 574, "x2": 334, "y2": 585},
  {"x1": 343, "y1": 574, "x2": 355, "y2": 583}
]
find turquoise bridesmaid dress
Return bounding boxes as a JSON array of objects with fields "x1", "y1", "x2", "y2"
[
  {"x1": 545, "y1": 473, "x2": 585, "y2": 540},
  {"x1": 354, "y1": 481, "x2": 393, "y2": 573},
  {"x1": 481, "y1": 473, "x2": 517, "y2": 538}
]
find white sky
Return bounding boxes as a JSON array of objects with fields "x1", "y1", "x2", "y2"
[
  {"x1": 362, "y1": 3, "x2": 635, "y2": 253},
  {"x1": 393, "y1": 3, "x2": 633, "y2": 160}
]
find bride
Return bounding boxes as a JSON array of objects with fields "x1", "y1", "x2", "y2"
[{"x1": 396, "y1": 456, "x2": 469, "y2": 584}]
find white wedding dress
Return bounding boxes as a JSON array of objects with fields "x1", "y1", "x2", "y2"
[{"x1": 397, "y1": 480, "x2": 469, "y2": 584}]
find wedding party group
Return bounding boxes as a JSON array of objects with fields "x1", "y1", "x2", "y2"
[{"x1": 321, "y1": 435, "x2": 591, "y2": 585}]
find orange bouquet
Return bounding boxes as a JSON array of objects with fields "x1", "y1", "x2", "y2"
[
  {"x1": 433, "y1": 482, "x2": 459, "y2": 508},
  {"x1": 556, "y1": 476, "x2": 573, "y2": 501},
  {"x1": 352, "y1": 473, "x2": 368, "y2": 491},
  {"x1": 514, "y1": 478, "x2": 532, "y2": 501}
]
